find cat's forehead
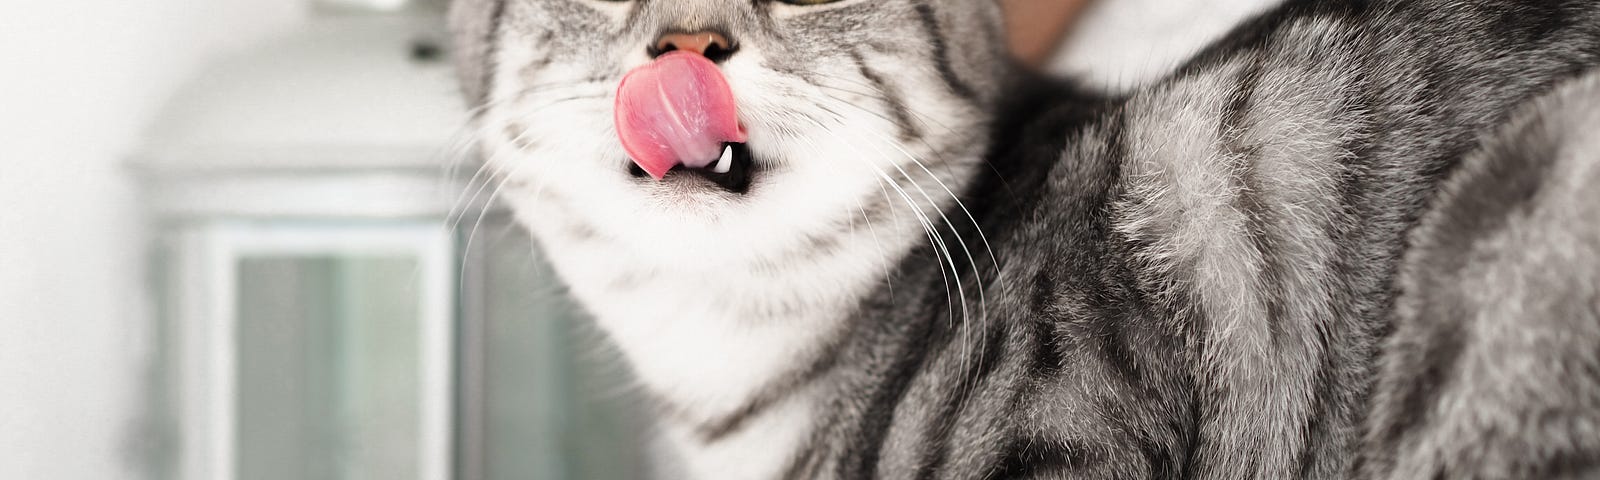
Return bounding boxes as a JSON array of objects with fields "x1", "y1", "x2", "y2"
[
  {"x1": 526, "y1": 0, "x2": 766, "y2": 39},
  {"x1": 452, "y1": 0, "x2": 988, "y2": 103},
  {"x1": 513, "y1": 0, "x2": 969, "y2": 35},
  {"x1": 496, "y1": 0, "x2": 977, "y2": 72}
]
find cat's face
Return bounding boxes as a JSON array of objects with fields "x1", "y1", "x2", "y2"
[{"x1": 453, "y1": 0, "x2": 1007, "y2": 271}]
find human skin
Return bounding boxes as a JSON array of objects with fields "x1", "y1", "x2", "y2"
[{"x1": 1001, "y1": 0, "x2": 1092, "y2": 67}]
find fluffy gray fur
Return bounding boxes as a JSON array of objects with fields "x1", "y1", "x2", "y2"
[
  {"x1": 1361, "y1": 70, "x2": 1600, "y2": 480},
  {"x1": 450, "y1": 0, "x2": 1600, "y2": 478}
]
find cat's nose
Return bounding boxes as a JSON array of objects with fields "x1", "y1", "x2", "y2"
[{"x1": 651, "y1": 31, "x2": 738, "y2": 63}]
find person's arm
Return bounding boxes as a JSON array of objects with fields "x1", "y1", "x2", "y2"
[{"x1": 1001, "y1": 0, "x2": 1092, "y2": 68}]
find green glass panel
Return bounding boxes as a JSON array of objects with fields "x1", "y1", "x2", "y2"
[
  {"x1": 235, "y1": 256, "x2": 422, "y2": 480},
  {"x1": 468, "y1": 222, "x2": 653, "y2": 480}
]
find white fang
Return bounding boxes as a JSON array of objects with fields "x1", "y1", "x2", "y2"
[{"x1": 712, "y1": 145, "x2": 734, "y2": 174}]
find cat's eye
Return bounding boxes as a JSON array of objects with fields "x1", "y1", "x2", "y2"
[{"x1": 777, "y1": 0, "x2": 845, "y2": 5}]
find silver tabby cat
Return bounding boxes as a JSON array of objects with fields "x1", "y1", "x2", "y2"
[{"x1": 449, "y1": 0, "x2": 1600, "y2": 478}]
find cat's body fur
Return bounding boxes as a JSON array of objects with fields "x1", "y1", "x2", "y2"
[{"x1": 451, "y1": 0, "x2": 1600, "y2": 478}]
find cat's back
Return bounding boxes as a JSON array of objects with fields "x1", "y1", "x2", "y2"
[
  {"x1": 976, "y1": 0, "x2": 1600, "y2": 477},
  {"x1": 1358, "y1": 68, "x2": 1600, "y2": 479}
]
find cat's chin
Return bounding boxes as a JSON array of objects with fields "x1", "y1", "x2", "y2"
[{"x1": 632, "y1": 176, "x2": 755, "y2": 208}]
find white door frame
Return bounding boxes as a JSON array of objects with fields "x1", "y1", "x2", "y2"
[{"x1": 174, "y1": 220, "x2": 455, "y2": 480}]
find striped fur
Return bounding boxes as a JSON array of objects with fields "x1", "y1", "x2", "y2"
[
  {"x1": 1361, "y1": 69, "x2": 1600, "y2": 480},
  {"x1": 451, "y1": 0, "x2": 1600, "y2": 478}
]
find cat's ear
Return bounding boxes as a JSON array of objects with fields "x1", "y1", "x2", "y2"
[{"x1": 449, "y1": 0, "x2": 505, "y2": 106}]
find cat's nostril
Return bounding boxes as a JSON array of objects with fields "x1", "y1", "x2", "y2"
[{"x1": 650, "y1": 31, "x2": 738, "y2": 63}]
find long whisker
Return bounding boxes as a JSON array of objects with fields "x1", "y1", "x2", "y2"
[
  {"x1": 810, "y1": 78, "x2": 1028, "y2": 218},
  {"x1": 807, "y1": 89, "x2": 1008, "y2": 378},
  {"x1": 792, "y1": 113, "x2": 954, "y2": 305},
  {"x1": 792, "y1": 133, "x2": 907, "y2": 300},
  {"x1": 816, "y1": 99, "x2": 1002, "y2": 336},
  {"x1": 803, "y1": 95, "x2": 1001, "y2": 383},
  {"x1": 807, "y1": 86, "x2": 1003, "y2": 282},
  {"x1": 441, "y1": 81, "x2": 610, "y2": 187},
  {"x1": 786, "y1": 129, "x2": 905, "y2": 299},
  {"x1": 855, "y1": 193, "x2": 895, "y2": 298},
  {"x1": 446, "y1": 94, "x2": 608, "y2": 233},
  {"x1": 454, "y1": 117, "x2": 581, "y2": 295},
  {"x1": 449, "y1": 93, "x2": 607, "y2": 297},
  {"x1": 797, "y1": 112, "x2": 971, "y2": 337},
  {"x1": 807, "y1": 100, "x2": 984, "y2": 313}
]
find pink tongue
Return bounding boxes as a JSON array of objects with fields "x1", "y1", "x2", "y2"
[{"x1": 615, "y1": 51, "x2": 747, "y2": 179}]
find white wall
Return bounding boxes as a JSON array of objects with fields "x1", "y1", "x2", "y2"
[
  {"x1": 1051, "y1": 0, "x2": 1283, "y2": 93},
  {"x1": 0, "y1": 2, "x2": 303, "y2": 478}
]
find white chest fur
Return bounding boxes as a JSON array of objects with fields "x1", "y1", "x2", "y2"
[
  {"x1": 520, "y1": 210, "x2": 906, "y2": 478},
  {"x1": 504, "y1": 165, "x2": 954, "y2": 410}
]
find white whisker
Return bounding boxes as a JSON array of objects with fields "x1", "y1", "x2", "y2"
[
  {"x1": 803, "y1": 96, "x2": 1005, "y2": 384},
  {"x1": 798, "y1": 114, "x2": 971, "y2": 339}
]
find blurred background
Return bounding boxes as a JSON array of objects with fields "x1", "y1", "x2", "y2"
[
  {"x1": 0, "y1": 0, "x2": 1277, "y2": 478},
  {"x1": 2, "y1": 1, "x2": 650, "y2": 479}
]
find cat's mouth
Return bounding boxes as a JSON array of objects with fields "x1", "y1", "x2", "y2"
[{"x1": 628, "y1": 142, "x2": 755, "y2": 194}]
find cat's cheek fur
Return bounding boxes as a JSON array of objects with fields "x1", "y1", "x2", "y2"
[
  {"x1": 479, "y1": 51, "x2": 945, "y2": 419},
  {"x1": 504, "y1": 158, "x2": 936, "y2": 401}
]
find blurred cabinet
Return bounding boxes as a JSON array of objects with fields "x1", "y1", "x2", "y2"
[
  {"x1": 169, "y1": 221, "x2": 454, "y2": 480},
  {"x1": 132, "y1": 9, "x2": 650, "y2": 480},
  {"x1": 138, "y1": 159, "x2": 652, "y2": 480}
]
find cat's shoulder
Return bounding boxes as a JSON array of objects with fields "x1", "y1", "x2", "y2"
[
  {"x1": 1404, "y1": 68, "x2": 1600, "y2": 290},
  {"x1": 1363, "y1": 68, "x2": 1600, "y2": 478},
  {"x1": 1400, "y1": 68, "x2": 1600, "y2": 317}
]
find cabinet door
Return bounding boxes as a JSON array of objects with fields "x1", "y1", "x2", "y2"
[{"x1": 176, "y1": 223, "x2": 453, "y2": 480}]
